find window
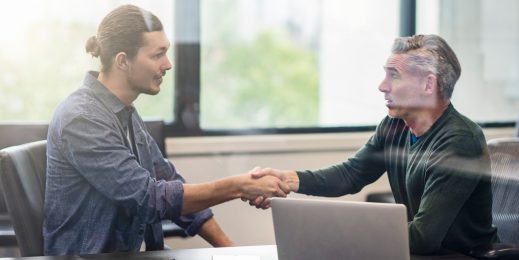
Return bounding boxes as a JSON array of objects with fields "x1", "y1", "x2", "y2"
[
  {"x1": 0, "y1": 0, "x2": 175, "y2": 122},
  {"x1": 416, "y1": 0, "x2": 519, "y2": 123},
  {"x1": 200, "y1": 0, "x2": 400, "y2": 129},
  {"x1": 2, "y1": 0, "x2": 515, "y2": 136}
]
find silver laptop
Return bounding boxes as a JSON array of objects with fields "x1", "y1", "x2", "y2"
[{"x1": 271, "y1": 197, "x2": 410, "y2": 260}]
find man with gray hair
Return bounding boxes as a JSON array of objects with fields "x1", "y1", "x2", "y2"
[{"x1": 250, "y1": 34, "x2": 498, "y2": 255}]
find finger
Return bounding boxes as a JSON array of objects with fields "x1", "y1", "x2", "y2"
[
  {"x1": 278, "y1": 180, "x2": 291, "y2": 194},
  {"x1": 251, "y1": 167, "x2": 274, "y2": 179},
  {"x1": 249, "y1": 166, "x2": 262, "y2": 174},
  {"x1": 274, "y1": 188, "x2": 287, "y2": 198},
  {"x1": 260, "y1": 197, "x2": 272, "y2": 209},
  {"x1": 250, "y1": 170, "x2": 266, "y2": 179},
  {"x1": 254, "y1": 196, "x2": 265, "y2": 205},
  {"x1": 248, "y1": 197, "x2": 263, "y2": 208},
  {"x1": 247, "y1": 196, "x2": 261, "y2": 206},
  {"x1": 255, "y1": 196, "x2": 267, "y2": 209}
]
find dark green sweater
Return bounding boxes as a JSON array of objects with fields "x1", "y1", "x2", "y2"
[{"x1": 297, "y1": 104, "x2": 498, "y2": 255}]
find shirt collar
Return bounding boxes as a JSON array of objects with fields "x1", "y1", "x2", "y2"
[{"x1": 83, "y1": 71, "x2": 132, "y2": 115}]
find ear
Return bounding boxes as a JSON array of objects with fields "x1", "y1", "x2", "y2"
[
  {"x1": 114, "y1": 52, "x2": 129, "y2": 71},
  {"x1": 424, "y1": 74, "x2": 437, "y2": 95}
]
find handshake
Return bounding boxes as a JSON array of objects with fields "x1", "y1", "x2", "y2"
[{"x1": 238, "y1": 167, "x2": 300, "y2": 209}]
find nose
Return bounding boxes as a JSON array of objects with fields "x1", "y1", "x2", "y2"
[
  {"x1": 378, "y1": 77, "x2": 390, "y2": 93},
  {"x1": 162, "y1": 56, "x2": 172, "y2": 71}
]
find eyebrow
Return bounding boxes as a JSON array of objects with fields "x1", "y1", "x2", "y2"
[
  {"x1": 383, "y1": 66, "x2": 399, "y2": 73},
  {"x1": 153, "y1": 46, "x2": 169, "y2": 54}
]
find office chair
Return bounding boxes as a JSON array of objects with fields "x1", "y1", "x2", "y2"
[
  {"x1": 0, "y1": 121, "x2": 184, "y2": 248},
  {"x1": 0, "y1": 194, "x2": 16, "y2": 248},
  {"x1": 0, "y1": 140, "x2": 47, "y2": 256},
  {"x1": 0, "y1": 123, "x2": 48, "y2": 250},
  {"x1": 365, "y1": 191, "x2": 395, "y2": 203},
  {"x1": 145, "y1": 120, "x2": 167, "y2": 158},
  {"x1": 143, "y1": 120, "x2": 187, "y2": 238},
  {"x1": 0, "y1": 139, "x2": 186, "y2": 257},
  {"x1": 471, "y1": 137, "x2": 519, "y2": 259}
]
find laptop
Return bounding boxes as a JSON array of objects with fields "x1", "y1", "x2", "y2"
[{"x1": 271, "y1": 197, "x2": 410, "y2": 260}]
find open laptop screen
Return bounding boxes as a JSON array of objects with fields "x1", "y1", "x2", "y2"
[{"x1": 271, "y1": 198, "x2": 410, "y2": 260}]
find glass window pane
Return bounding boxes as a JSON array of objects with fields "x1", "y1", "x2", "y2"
[
  {"x1": 417, "y1": 0, "x2": 519, "y2": 123},
  {"x1": 201, "y1": 0, "x2": 399, "y2": 129},
  {"x1": 0, "y1": 0, "x2": 175, "y2": 122}
]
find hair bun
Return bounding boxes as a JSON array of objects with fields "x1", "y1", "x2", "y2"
[{"x1": 85, "y1": 36, "x2": 101, "y2": 57}]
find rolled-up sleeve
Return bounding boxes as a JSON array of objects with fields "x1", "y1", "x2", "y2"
[{"x1": 153, "y1": 156, "x2": 213, "y2": 235}]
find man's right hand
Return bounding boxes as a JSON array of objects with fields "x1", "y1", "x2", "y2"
[
  {"x1": 251, "y1": 167, "x2": 300, "y2": 192},
  {"x1": 242, "y1": 167, "x2": 300, "y2": 209},
  {"x1": 237, "y1": 168, "x2": 291, "y2": 201}
]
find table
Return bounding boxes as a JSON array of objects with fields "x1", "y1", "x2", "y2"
[{"x1": 2, "y1": 245, "x2": 475, "y2": 260}]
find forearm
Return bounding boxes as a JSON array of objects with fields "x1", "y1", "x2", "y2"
[
  {"x1": 297, "y1": 161, "x2": 383, "y2": 197},
  {"x1": 182, "y1": 172, "x2": 289, "y2": 215},
  {"x1": 198, "y1": 217, "x2": 234, "y2": 247},
  {"x1": 296, "y1": 166, "x2": 355, "y2": 196},
  {"x1": 182, "y1": 176, "x2": 241, "y2": 215}
]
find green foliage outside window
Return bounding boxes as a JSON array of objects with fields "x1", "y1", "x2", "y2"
[{"x1": 201, "y1": 31, "x2": 319, "y2": 129}]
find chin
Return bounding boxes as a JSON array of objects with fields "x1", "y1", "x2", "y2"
[
  {"x1": 387, "y1": 109, "x2": 402, "y2": 119},
  {"x1": 142, "y1": 87, "x2": 160, "y2": 96}
]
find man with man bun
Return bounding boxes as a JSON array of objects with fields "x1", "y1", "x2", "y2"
[{"x1": 44, "y1": 5, "x2": 289, "y2": 255}]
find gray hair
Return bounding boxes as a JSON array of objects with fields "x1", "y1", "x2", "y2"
[{"x1": 391, "y1": 34, "x2": 461, "y2": 101}]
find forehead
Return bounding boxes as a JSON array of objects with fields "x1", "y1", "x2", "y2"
[
  {"x1": 140, "y1": 31, "x2": 170, "y2": 51},
  {"x1": 384, "y1": 53, "x2": 408, "y2": 72}
]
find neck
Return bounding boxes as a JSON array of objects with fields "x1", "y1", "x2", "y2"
[
  {"x1": 404, "y1": 101, "x2": 450, "y2": 137},
  {"x1": 98, "y1": 71, "x2": 138, "y2": 106}
]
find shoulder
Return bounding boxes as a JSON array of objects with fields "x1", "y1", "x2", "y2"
[
  {"x1": 430, "y1": 107, "x2": 486, "y2": 156},
  {"x1": 54, "y1": 88, "x2": 107, "y2": 121},
  {"x1": 49, "y1": 87, "x2": 113, "y2": 136}
]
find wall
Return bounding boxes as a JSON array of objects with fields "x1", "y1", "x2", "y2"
[{"x1": 164, "y1": 127, "x2": 514, "y2": 249}]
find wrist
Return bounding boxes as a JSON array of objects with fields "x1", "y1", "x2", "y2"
[
  {"x1": 286, "y1": 171, "x2": 300, "y2": 192},
  {"x1": 230, "y1": 174, "x2": 248, "y2": 199}
]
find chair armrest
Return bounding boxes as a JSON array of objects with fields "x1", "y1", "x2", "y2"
[
  {"x1": 162, "y1": 221, "x2": 188, "y2": 238},
  {"x1": 0, "y1": 216, "x2": 17, "y2": 246},
  {"x1": 469, "y1": 243, "x2": 519, "y2": 259},
  {"x1": 366, "y1": 191, "x2": 395, "y2": 203}
]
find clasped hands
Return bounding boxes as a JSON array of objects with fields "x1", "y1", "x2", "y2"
[{"x1": 240, "y1": 167, "x2": 299, "y2": 209}]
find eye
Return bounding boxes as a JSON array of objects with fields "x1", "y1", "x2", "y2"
[{"x1": 152, "y1": 52, "x2": 165, "y2": 60}]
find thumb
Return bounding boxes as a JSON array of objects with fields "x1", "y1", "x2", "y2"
[{"x1": 250, "y1": 168, "x2": 268, "y2": 179}]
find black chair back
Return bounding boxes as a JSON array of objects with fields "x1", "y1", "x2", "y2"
[
  {"x1": 0, "y1": 140, "x2": 46, "y2": 256},
  {"x1": 471, "y1": 138, "x2": 519, "y2": 259},
  {"x1": 488, "y1": 138, "x2": 519, "y2": 244}
]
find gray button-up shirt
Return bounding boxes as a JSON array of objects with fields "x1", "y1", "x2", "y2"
[{"x1": 44, "y1": 71, "x2": 212, "y2": 255}]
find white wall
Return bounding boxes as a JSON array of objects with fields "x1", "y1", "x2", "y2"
[{"x1": 164, "y1": 127, "x2": 514, "y2": 249}]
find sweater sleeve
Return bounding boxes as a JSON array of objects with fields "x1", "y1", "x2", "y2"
[{"x1": 297, "y1": 122, "x2": 388, "y2": 197}]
